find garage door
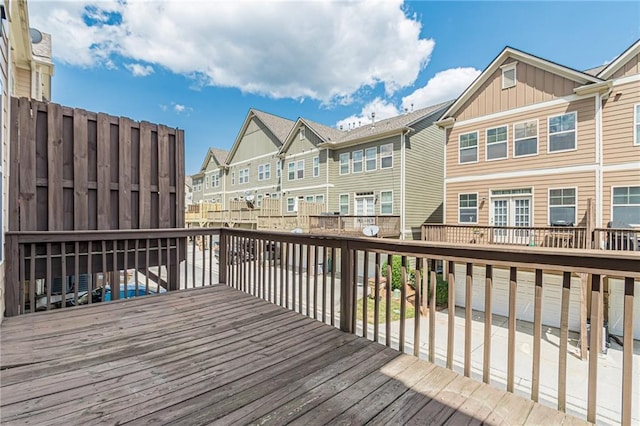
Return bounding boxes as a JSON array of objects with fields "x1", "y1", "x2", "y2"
[
  {"x1": 607, "y1": 278, "x2": 640, "y2": 340},
  {"x1": 453, "y1": 264, "x2": 582, "y2": 332}
]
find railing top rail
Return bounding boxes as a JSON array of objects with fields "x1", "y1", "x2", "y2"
[
  {"x1": 7, "y1": 228, "x2": 222, "y2": 243},
  {"x1": 594, "y1": 227, "x2": 639, "y2": 232},
  {"x1": 422, "y1": 223, "x2": 588, "y2": 231}
]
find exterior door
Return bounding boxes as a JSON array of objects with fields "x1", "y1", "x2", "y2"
[
  {"x1": 492, "y1": 197, "x2": 532, "y2": 244},
  {"x1": 355, "y1": 196, "x2": 375, "y2": 228}
]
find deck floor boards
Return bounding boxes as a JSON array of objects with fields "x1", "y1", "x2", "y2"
[{"x1": 1, "y1": 285, "x2": 587, "y2": 425}]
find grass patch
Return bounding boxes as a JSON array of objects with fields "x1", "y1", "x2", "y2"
[{"x1": 356, "y1": 296, "x2": 415, "y2": 324}]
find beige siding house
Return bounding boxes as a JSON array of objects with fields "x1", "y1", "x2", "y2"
[{"x1": 1, "y1": 0, "x2": 55, "y2": 321}]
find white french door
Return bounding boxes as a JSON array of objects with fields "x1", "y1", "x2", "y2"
[
  {"x1": 492, "y1": 197, "x2": 532, "y2": 244},
  {"x1": 355, "y1": 196, "x2": 375, "y2": 216}
]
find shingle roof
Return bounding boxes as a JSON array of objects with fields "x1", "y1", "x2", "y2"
[
  {"x1": 584, "y1": 64, "x2": 607, "y2": 77},
  {"x1": 302, "y1": 118, "x2": 345, "y2": 142},
  {"x1": 209, "y1": 148, "x2": 229, "y2": 164},
  {"x1": 252, "y1": 109, "x2": 296, "y2": 143},
  {"x1": 331, "y1": 100, "x2": 453, "y2": 145}
]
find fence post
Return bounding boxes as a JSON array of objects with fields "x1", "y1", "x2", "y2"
[
  {"x1": 4, "y1": 234, "x2": 20, "y2": 316},
  {"x1": 218, "y1": 229, "x2": 227, "y2": 285},
  {"x1": 339, "y1": 240, "x2": 354, "y2": 333}
]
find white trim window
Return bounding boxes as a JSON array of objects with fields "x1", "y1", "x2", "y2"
[
  {"x1": 231, "y1": 172, "x2": 235, "y2": 186},
  {"x1": 459, "y1": 131, "x2": 478, "y2": 163},
  {"x1": 380, "y1": 191, "x2": 393, "y2": 215},
  {"x1": 612, "y1": 186, "x2": 640, "y2": 226},
  {"x1": 305, "y1": 195, "x2": 314, "y2": 203},
  {"x1": 276, "y1": 160, "x2": 282, "y2": 179},
  {"x1": 548, "y1": 112, "x2": 576, "y2": 152},
  {"x1": 501, "y1": 63, "x2": 517, "y2": 89},
  {"x1": 256, "y1": 194, "x2": 263, "y2": 208},
  {"x1": 297, "y1": 160, "x2": 304, "y2": 179},
  {"x1": 339, "y1": 153, "x2": 350, "y2": 175},
  {"x1": 239, "y1": 168, "x2": 249, "y2": 184},
  {"x1": 339, "y1": 194, "x2": 349, "y2": 215},
  {"x1": 287, "y1": 197, "x2": 295, "y2": 213},
  {"x1": 288, "y1": 162, "x2": 295, "y2": 181},
  {"x1": 352, "y1": 150, "x2": 363, "y2": 173},
  {"x1": 513, "y1": 120, "x2": 538, "y2": 157},
  {"x1": 549, "y1": 188, "x2": 576, "y2": 225},
  {"x1": 365, "y1": 147, "x2": 377, "y2": 171},
  {"x1": 380, "y1": 143, "x2": 393, "y2": 168},
  {"x1": 486, "y1": 126, "x2": 507, "y2": 160},
  {"x1": 634, "y1": 104, "x2": 640, "y2": 146},
  {"x1": 459, "y1": 193, "x2": 478, "y2": 223},
  {"x1": 212, "y1": 173, "x2": 220, "y2": 188},
  {"x1": 315, "y1": 194, "x2": 324, "y2": 205},
  {"x1": 204, "y1": 176, "x2": 209, "y2": 189},
  {"x1": 313, "y1": 156, "x2": 319, "y2": 177},
  {"x1": 258, "y1": 163, "x2": 270, "y2": 181}
]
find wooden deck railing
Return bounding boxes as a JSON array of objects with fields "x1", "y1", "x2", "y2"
[
  {"x1": 4, "y1": 227, "x2": 639, "y2": 424},
  {"x1": 422, "y1": 224, "x2": 591, "y2": 249},
  {"x1": 218, "y1": 228, "x2": 639, "y2": 425},
  {"x1": 593, "y1": 227, "x2": 639, "y2": 251},
  {"x1": 309, "y1": 215, "x2": 401, "y2": 236}
]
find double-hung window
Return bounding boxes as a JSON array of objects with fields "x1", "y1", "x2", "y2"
[
  {"x1": 365, "y1": 147, "x2": 376, "y2": 171},
  {"x1": 459, "y1": 193, "x2": 478, "y2": 223},
  {"x1": 352, "y1": 150, "x2": 363, "y2": 173},
  {"x1": 258, "y1": 165, "x2": 264, "y2": 181},
  {"x1": 313, "y1": 156, "x2": 319, "y2": 177},
  {"x1": 486, "y1": 126, "x2": 507, "y2": 160},
  {"x1": 276, "y1": 160, "x2": 282, "y2": 179},
  {"x1": 634, "y1": 104, "x2": 640, "y2": 146},
  {"x1": 514, "y1": 120, "x2": 538, "y2": 157},
  {"x1": 549, "y1": 188, "x2": 576, "y2": 225},
  {"x1": 288, "y1": 162, "x2": 295, "y2": 181},
  {"x1": 231, "y1": 173, "x2": 235, "y2": 185},
  {"x1": 459, "y1": 132, "x2": 478, "y2": 163},
  {"x1": 297, "y1": 160, "x2": 304, "y2": 179},
  {"x1": 205, "y1": 176, "x2": 209, "y2": 189},
  {"x1": 380, "y1": 143, "x2": 393, "y2": 168},
  {"x1": 339, "y1": 153, "x2": 349, "y2": 174},
  {"x1": 380, "y1": 191, "x2": 393, "y2": 214},
  {"x1": 287, "y1": 197, "x2": 295, "y2": 213},
  {"x1": 613, "y1": 186, "x2": 640, "y2": 225},
  {"x1": 548, "y1": 112, "x2": 576, "y2": 152},
  {"x1": 339, "y1": 194, "x2": 349, "y2": 215},
  {"x1": 239, "y1": 168, "x2": 249, "y2": 184},
  {"x1": 315, "y1": 195, "x2": 324, "y2": 205}
]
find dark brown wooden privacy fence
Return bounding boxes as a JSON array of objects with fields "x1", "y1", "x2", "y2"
[{"x1": 9, "y1": 97, "x2": 185, "y2": 232}]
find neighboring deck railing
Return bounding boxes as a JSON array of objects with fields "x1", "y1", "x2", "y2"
[
  {"x1": 309, "y1": 215, "x2": 401, "y2": 237},
  {"x1": 4, "y1": 228, "x2": 639, "y2": 424},
  {"x1": 422, "y1": 224, "x2": 592, "y2": 249}
]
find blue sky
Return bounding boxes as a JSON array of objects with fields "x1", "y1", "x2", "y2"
[{"x1": 29, "y1": 1, "x2": 639, "y2": 174}]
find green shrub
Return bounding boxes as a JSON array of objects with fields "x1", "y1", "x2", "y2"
[{"x1": 381, "y1": 256, "x2": 415, "y2": 291}]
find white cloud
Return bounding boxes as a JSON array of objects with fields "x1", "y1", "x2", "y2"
[
  {"x1": 125, "y1": 63, "x2": 154, "y2": 77},
  {"x1": 28, "y1": 0, "x2": 434, "y2": 103},
  {"x1": 172, "y1": 103, "x2": 193, "y2": 115},
  {"x1": 336, "y1": 97, "x2": 400, "y2": 130},
  {"x1": 402, "y1": 67, "x2": 481, "y2": 110}
]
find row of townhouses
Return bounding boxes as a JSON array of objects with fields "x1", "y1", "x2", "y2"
[
  {"x1": 190, "y1": 39, "x2": 639, "y2": 244},
  {"x1": 190, "y1": 102, "x2": 450, "y2": 240}
]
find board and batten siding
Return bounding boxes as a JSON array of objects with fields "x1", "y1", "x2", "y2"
[
  {"x1": 602, "y1": 169, "x2": 640, "y2": 226},
  {"x1": 602, "y1": 79, "x2": 640, "y2": 165},
  {"x1": 228, "y1": 117, "x2": 281, "y2": 163},
  {"x1": 445, "y1": 170, "x2": 596, "y2": 226},
  {"x1": 611, "y1": 52, "x2": 640, "y2": 79},
  {"x1": 281, "y1": 124, "x2": 327, "y2": 195},
  {"x1": 405, "y1": 114, "x2": 445, "y2": 240},
  {"x1": 455, "y1": 58, "x2": 582, "y2": 121},
  {"x1": 328, "y1": 135, "x2": 402, "y2": 216},
  {"x1": 446, "y1": 97, "x2": 596, "y2": 179}
]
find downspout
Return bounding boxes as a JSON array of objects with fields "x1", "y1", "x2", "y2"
[
  {"x1": 30, "y1": 61, "x2": 37, "y2": 99},
  {"x1": 222, "y1": 168, "x2": 227, "y2": 210},
  {"x1": 401, "y1": 129, "x2": 409, "y2": 240},
  {"x1": 595, "y1": 93, "x2": 603, "y2": 228},
  {"x1": 325, "y1": 148, "x2": 329, "y2": 211}
]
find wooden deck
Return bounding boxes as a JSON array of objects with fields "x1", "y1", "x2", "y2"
[{"x1": 1, "y1": 285, "x2": 585, "y2": 425}]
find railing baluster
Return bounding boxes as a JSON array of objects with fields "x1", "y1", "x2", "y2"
[
  {"x1": 87, "y1": 241, "x2": 93, "y2": 304},
  {"x1": 374, "y1": 252, "x2": 380, "y2": 342},
  {"x1": 29, "y1": 244, "x2": 35, "y2": 313},
  {"x1": 386, "y1": 254, "x2": 392, "y2": 347},
  {"x1": 134, "y1": 240, "x2": 140, "y2": 295},
  {"x1": 464, "y1": 262, "x2": 473, "y2": 377},
  {"x1": 165, "y1": 238, "x2": 171, "y2": 291},
  {"x1": 322, "y1": 246, "x2": 327, "y2": 322},
  {"x1": 330, "y1": 246, "x2": 336, "y2": 327},
  {"x1": 507, "y1": 267, "x2": 517, "y2": 392},
  {"x1": 429, "y1": 259, "x2": 437, "y2": 363},
  {"x1": 532, "y1": 269, "x2": 543, "y2": 401},
  {"x1": 447, "y1": 260, "x2": 455, "y2": 369},
  {"x1": 61, "y1": 242, "x2": 67, "y2": 306},
  {"x1": 209, "y1": 233, "x2": 213, "y2": 285},
  {"x1": 483, "y1": 264, "x2": 493, "y2": 383},
  {"x1": 191, "y1": 235, "x2": 196, "y2": 289},
  {"x1": 122, "y1": 240, "x2": 128, "y2": 298},
  {"x1": 306, "y1": 243, "x2": 311, "y2": 317},
  {"x1": 46, "y1": 243, "x2": 52, "y2": 310},
  {"x1": 113, "y1": 240, "x2": 120, "y2": 301},
  {"x1": 351, "y1": 249, "x2": 358, "y2": 333},
  {"x1": 414, "y1": 257, "x2": 422, "y2": 357},
  {"x1": 362, "y1": 251, "x2": 369, "y2": 338},
  {"x1": 146, "y1": 239, "x2": 151, "y2": 294},
  {"x1": 621, "y1": 277, "x2": 634, "y2": 426},
  {"x1": 314, "y1": 245, "x2": 319, "y2": 320},
  {"x1": 400, "y1": 256, "x2": 407, "y2": 352},
  {"x1": 74, "y1": 242, "x2": 80, "y2": 306},
  {"x1": 269, "y1": 239, "x2": 274, "y2": 302},
  {"x1": 292, "y1": 243, "x2": 297, "y2": 311},
  {"x1": 19, "y1": 243, "x2": 25, "y2": 313},
  {"x1": 558, "y1": 271, "x2": 571, "y2": 411},
  {"x1": 298, "y1": 243, "x2": 304, "y2": 314},
  {"x1": 157, "y1": 238, "x2": 162, "y2": 294},
  {"x1": 201, "y1": 233, "x2": 206, "y2": 287}
]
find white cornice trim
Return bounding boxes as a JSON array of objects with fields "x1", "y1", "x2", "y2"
[
  {"x1": 227, "y1": 151, "x2": 278, "y2": 167},
  {"x1": 446, "y1": 164, "x2": 597, "y2": 184},
  {"x1": 602, "y1": 162, "x2": 640, "y2": 172}
]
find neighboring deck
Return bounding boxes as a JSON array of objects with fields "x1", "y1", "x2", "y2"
[{"x1": 1, "y1": 285, "x2": 583, "y2": 425}]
